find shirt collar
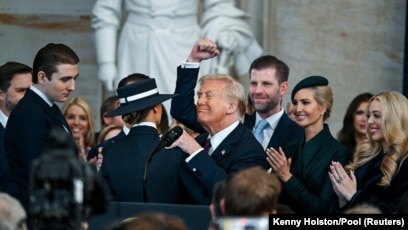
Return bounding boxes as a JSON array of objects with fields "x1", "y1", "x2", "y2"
[
  {"x1": 30, "y1": 85, "x2": 53, "y2": 107},
  {"x1": 255, "y1": 108, "x2": 284, "y2": 130},
  {"x1": 0, "y1": 110, "x2": 7, "y2": 128},
  {"x1": 208, "y1": 120, "x2": 240, "y2": 151},
  {"x1": 132, "y1": 121, "x2": 157, "y2": 129},
  {"x1": 123, "y1": 125, "x2": 130, "y2": 135}
]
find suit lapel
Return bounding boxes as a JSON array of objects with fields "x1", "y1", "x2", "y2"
[
  {"x1": 268, "y1": 113, "x2": 292, "y2": 149},
  {"x1": 210, "y1": 124, "x2": 244, "y2": 163},
  {"x1": 26, "y1": 90, "x2": 71, "y2": 134},
  {"x1": 243, "y1": 113, "x2": 256, "y2": 130},
  {"x1": 52, "y1": 104, "x2": 71, "y2": 133}
]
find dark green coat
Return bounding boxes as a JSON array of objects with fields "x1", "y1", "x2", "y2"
[{"x1": 279, "y1": 124, "x2": 348, "y2": 214}]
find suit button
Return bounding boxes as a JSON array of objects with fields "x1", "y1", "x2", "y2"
[{"x1": 192, "y1": 168, "x2": 197, "y2": 172}]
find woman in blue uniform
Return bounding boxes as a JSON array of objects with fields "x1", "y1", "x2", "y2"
[
  {"x1": 99, "y1": 78, "x2": 207, "y2": 204},
  {"x1": 266, "y1": 76, "x2": 348, "y2": 214}
]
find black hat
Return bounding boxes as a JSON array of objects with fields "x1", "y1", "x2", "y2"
[
  {"x1": 105, "y1": 78, "x2": 177, "y2": 117},
  {"x1": 291, "y1": 76, "x2": 328, "y2": 101}
]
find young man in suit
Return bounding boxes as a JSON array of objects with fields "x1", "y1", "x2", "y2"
[
  {"x1": 5, "y1": 43, "x2": 79, "y2": 211},
  {"x1": 171, "y1": 40, "x2": 303, "y2": 152},
  {"x1": 168, "y1": 38, "x2": 268, "y2": 199},
  {"x1": 0, "y1": 62, "x2": 32, "y2": 195}
]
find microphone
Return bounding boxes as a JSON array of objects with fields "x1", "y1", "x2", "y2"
[
  {"x1": 142, "y1": 126, "x2": 183, "y2": 202},
  {"x1": 153, "y1": 126, "x2": 184, "y2": 153}
]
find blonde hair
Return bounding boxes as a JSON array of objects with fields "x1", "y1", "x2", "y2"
[
  {"x1": 345, "y1": 91, "x2": 408, "y2": 187},
  {"x1": 344, "y1": 203, "x2": 382, "y2": 214},
  {"x1": 199, "y1": 74, "x2": 246, "y2": 120},
  {"x1": 0, "y1": 192, "x2": 26, "y2": 230},
  {"x1": 312, "y1": 85, "x2": 333, "y2": 121},
  {"x1": 61, "y1": 96, "x2": 95, "y2": 147},
  {"x1": 97, "y1": 124, "x2": 122, "y2": 144}
]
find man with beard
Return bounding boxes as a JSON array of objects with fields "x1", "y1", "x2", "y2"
[
  {"x1": 171, "y1": 41, "x2": 303, "y2": 152},
  {"x1": 0, "y1": 62, "x2": 32, "y2": 194},
  {"x1": 243, "y1": 55, "x2": 303, "y2": 151}
]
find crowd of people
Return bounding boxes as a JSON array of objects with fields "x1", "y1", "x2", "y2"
[{"x1": 0, "y1": 38, "x2": 408, "y2": 230}]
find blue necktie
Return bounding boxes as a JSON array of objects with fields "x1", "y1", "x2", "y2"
[{"x1": 253, "y1": 120, "x2": 268, "y2": 145}]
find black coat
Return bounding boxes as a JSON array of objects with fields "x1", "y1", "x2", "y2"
[
  {"x1": 87, "y1": 130, "x2": 127, "y2": 161},
  {"x1": 99, "y1": 125, "x2": 209, "y2": 205},
  {"x1": 5, "y1": 89, "x2": 74, "y2": 209},
  {"x1": 341, "y1": 152, "x2": 408, "y2": 214},
  {"x1": 169, "y1": 66, "x2": 268, "y2": 199},
  {"x1": 189, "y1": 123, "x2": 268, "y2": 194},
  {"x1": 0, "y1": 123, "x2": 16, "y2": 194}
]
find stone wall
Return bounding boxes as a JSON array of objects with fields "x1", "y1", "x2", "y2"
[{"x1": 261, "y1": 0, "x2": 406, "y2": 134}]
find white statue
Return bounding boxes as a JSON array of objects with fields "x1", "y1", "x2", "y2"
[{"x1": 91, "y1": 0, "x2": 263, "y2": 105}]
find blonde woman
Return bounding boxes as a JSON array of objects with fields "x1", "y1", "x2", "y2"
[
  {"x1": 266, "y1": 76, "x2": 348, "y2": 214},
  {"x1": 329, "y1": 91, "x2": 408, "y2": 213},
  {"x1": 62, "y1": 96, "x2": 95, "y2": 160}
]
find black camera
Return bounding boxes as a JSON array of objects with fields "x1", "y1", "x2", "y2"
[{"x1": 29, "y1": 126, "x2": 107, "y2": 230}]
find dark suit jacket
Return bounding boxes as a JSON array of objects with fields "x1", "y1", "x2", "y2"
[
  {"x1": 170, "y1": 66, "x2": 303, "y2": 153},
  {"x1": 4, "y1": 89, "x2": 73, "y2": 210},
  {"x1": 99, "y1": 126, "x2": 210, "y2": 205},
  {"x1": 170, "y1": 67, "x2": 205, "y2": 133},
  {"x1": 170, "y1": 66, "x2": 268, "y2": 195},
  {"x1": 0, "y1": 123, "x2": 16, "y2": 194},
  {"x1": 189, "y1": 123, "x2": 268, "y2": 194},
  {"x1": 279, "y1": 125, "x2": 348, "y2": 214},
  {"x1": 87, "y1": 130, "x2": 127, "y2": 161}
]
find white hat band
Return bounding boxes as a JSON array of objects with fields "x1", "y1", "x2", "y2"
[{"x1": 119, "y1": 88, "x2": 159, "y2": 104}]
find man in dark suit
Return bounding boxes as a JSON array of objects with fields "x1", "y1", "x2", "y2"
[
  {"x1": 171, "y1": 41, "x2": 303, "y2": 153},
  {"x1": 168, "y1": 38, "x2": 268, "y2": 198},
  {"x1": 0, "y1": 62, "x2": 32, "y2": 195},
  {"x1": 5, "y1": 43, "x2": 79, "y2": 211}
]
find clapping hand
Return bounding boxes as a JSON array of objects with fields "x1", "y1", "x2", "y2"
[
  {"x1": 266, "y1": 147, "x2": 292, "y2": 182},
  {"x1": 328, "y1": 161, "x2": 357, "y2": 207}
]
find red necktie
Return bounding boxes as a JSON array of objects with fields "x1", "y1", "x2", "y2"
[{"x1": 204, "y1": 139, "x2": 211, "y2": 151}]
